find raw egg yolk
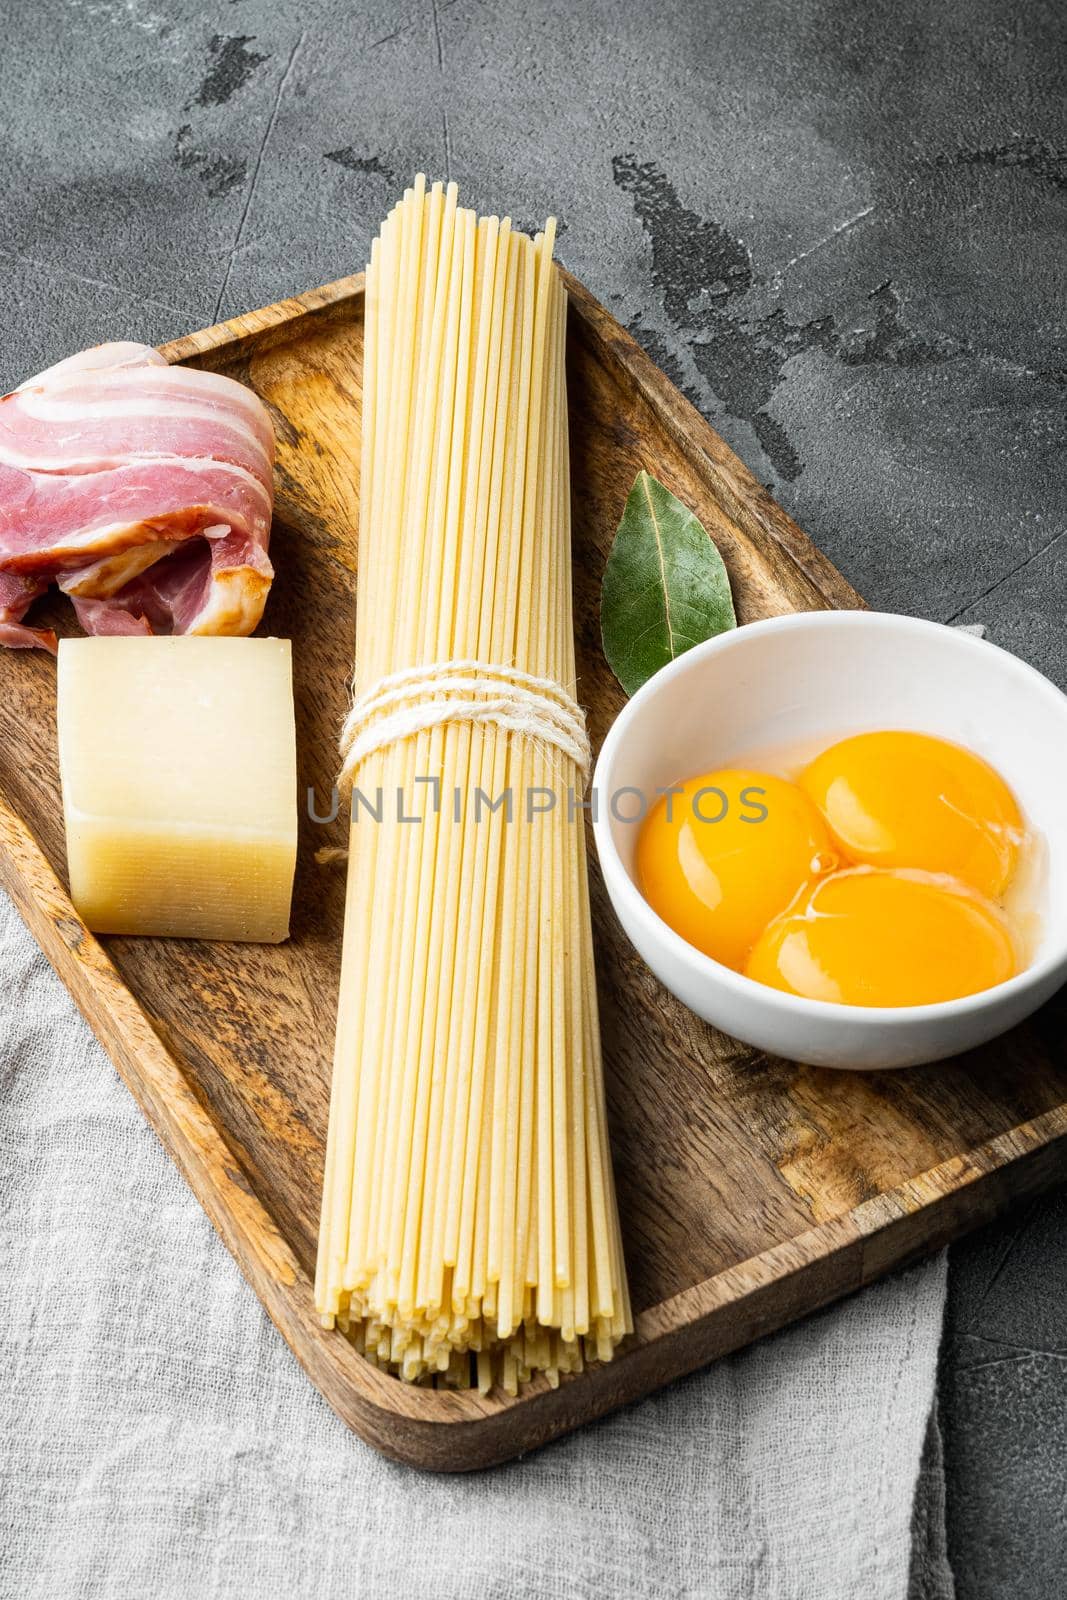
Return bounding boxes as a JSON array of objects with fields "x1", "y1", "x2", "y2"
[
  {"x1": 636, "y1": 769, "x2": 837, "y2": 971},
  {"x1": 745, "y1": 868, "x2": 1019, "y2": 1007},
  {"x1": 800, "y1": 731, "x2": 1023, "y2": 898}
]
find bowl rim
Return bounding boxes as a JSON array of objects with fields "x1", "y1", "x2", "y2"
[{"x1": 591, "y1": 608, "x2": 1067, "y2": 1027}]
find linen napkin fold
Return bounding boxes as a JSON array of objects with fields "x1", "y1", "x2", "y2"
[{"x1": 0, "y1": 888, "x2": 946, "y2": 1600}]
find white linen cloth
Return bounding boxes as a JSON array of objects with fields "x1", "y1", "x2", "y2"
[{"x1": 0, "y1": 887, "x2": 947, "y2": 1600}]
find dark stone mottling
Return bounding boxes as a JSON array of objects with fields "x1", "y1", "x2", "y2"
[
  {"x1": 613, "y1": 153, "x2": 820, "y2": 479},
  {"x1": 189, "y1": 33, "x2": 270, "y2": 109},
  {"x1": 951, "y1": 137, "x2": 1067, "y2": 191},
  {"x1": 173, "y1": 125, "x2": 247, "y2": 197},
  {"x1": 324, "y1": 149, "x2": 399, "y2": 179},
  {"x1": 0, "y1": 2, "x2": 1064, "y2": 1592}
]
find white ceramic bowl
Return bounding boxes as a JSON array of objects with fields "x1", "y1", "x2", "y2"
[{"x1": 592, "y1": 611, "x2": 1067, "y2": 1069}]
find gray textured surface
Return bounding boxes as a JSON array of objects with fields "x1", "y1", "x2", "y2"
[
  {"x1": 0, "y1": 1, "x2": 1064, "y2": 1594},
  {"x1": 941, "y1": 1187, "x2": 1067, "y2": 1599},
  {"x1": 1, "y1": 0, "x2": 1063, "y2": 687}
]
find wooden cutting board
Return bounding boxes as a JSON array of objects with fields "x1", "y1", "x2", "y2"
[{"x1": 1, "y1": 274, "x2": 1065, "y2": 1470}]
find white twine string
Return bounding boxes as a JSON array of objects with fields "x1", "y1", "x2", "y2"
[{"x1": 337, "y1": 658, "x2": 592, "y2": 796}]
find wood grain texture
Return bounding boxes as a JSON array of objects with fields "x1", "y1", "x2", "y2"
[{"x1": 1, "y1": 273, "x2": 1065, "y2": 1470}]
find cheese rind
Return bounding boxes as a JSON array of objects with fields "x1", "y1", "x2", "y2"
[{"x1": 58, "y1": 636, "x2": 298, "y2": 942}]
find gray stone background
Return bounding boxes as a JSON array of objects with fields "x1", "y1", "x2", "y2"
[{"x1": 1, "y1": 0, "x2": 1063, "y2": 1593}]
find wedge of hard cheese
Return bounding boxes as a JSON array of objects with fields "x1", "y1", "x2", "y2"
[{"x1": 57, "y1": 636, "x2": 297, "y2": 942}]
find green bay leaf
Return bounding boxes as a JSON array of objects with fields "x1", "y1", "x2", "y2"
[{"x1": 600, "y1": 471, "x2": 737, "y2": 697}]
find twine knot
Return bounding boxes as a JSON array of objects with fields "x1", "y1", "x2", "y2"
[{"x1": 337, "y1": 659, "x2": 591, "y2": 796}]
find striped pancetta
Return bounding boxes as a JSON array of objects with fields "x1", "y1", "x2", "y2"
[{"x1": 0, "y1": 342, "x2": 275, "y2": 650}]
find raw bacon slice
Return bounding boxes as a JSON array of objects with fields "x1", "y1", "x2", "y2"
[
  {"x1": 0, "y1": 342, "x2": 276, "y2": 650},
  {"x1": 0, "y1": 460, "x2": 272, "y2": 571},
  {"x1": 1, "y1": 348, "x2": 274, "y2": 476},
  {"x1": 57, "y1": 540, "x2": 185, "y2": 599},
  {"x1": 67, "y1": 596, "x2": 153, "y2": 638},
  {"x1": 0, "y1": 571, "x2": 56, "y2": 651},
  {"x1": 63, "y1": 531, "x2": 273, "y2": 639}
]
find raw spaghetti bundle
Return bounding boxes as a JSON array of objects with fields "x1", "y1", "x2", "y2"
[{"x1": 315, "y1": 176, "x2": 630, "y2": 1392}]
